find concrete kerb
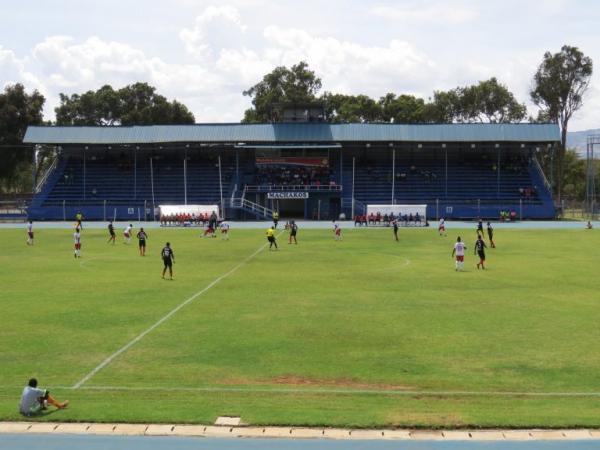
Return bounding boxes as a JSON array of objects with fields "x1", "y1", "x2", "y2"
[{"x1": 1, "y1": 422, "x2": 599, "y2": 441}]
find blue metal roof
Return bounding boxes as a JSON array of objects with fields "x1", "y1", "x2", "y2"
[{"x1": 23, "y1": 123, "x2": 560, "y2": 145}]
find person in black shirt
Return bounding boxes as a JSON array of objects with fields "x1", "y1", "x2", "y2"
[
  {"x1": 288, "y1": 220, "x2": 298, "y2": 244},
  {"x1": 486, "y1": 222, "x2": 496, "y2": 248},
  {"x1": 107, "y1": 221, "x2": 116, "y2": 244},
  {"x1": 137, "y1": 228, "x2": 148, "y2": 256},
  {"x1": 476, "y1": 218, "x2": 484, "y2": 235},
  {"x1": 393, "y1": 219, "x2": 399, "y2": 242},
  {"x1": 474, "y1": 235, "x2": 487, "y2": 270},
  {"x1": 161, "y1": 242, "x2": 175, "y2": 280}
]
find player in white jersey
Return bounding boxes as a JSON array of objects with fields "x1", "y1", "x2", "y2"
[
  {"x1": 438, "y1": 218, "x2": 446, "y2": 236},
  {"x1": 73, "y1": 228, "x2": 82, "y2": 258},
  {"x1": 26, "y1": 221, "x2": 34, "y2": 245},
  {"x1": 451, "y1": 236, "x2": 466, "y2": 271},
  {"x1": 123, "y1": 224, "x2": 133, "y2": 244},
  {"x1": 220, "y1": 221, "x2": 230, "y2": 240},
  {"x1": 333, "y1": 220, "x2": 342, "y2": 241}
]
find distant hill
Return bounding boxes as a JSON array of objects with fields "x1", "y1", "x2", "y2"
[{"x1": 567, "y1": 128, "x2": 600, "y2": 155}]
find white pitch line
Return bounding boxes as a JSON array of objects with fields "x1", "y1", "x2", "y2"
[
  {"x1": 72, "y1": 232, "x2": 283, "y2": 389},
  {"x1": 46, "y1": 385, "x2": 600, "y2": 398}
]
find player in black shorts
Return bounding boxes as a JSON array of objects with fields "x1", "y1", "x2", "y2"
[
  {"x1": 288, "y1": 220, "x2": 298, "y2": 244},
  {"x1": 486, "y1": 222, "x2": 496, "y2": 248},
  {"x1": 107, "y1": 221, "x2": 116, "y2": 244},
  {"x1": 161, "y1": 242, "x2": 175, "y2": 280},
  {"x1": 476, "y1": 218, "x2": 484, "y2": 235},
  {"x1": 137, "y1": 228, "x2": 148, "y2": 256},
  {"x1": 393, "y1": 219, "x2": 399, "y2": 241},
  {"x1": 474, "y1": 235, "x2": 487, "y2": 270}
]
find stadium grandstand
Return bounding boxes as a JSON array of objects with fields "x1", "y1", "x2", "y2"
[{"x1": 23, "y1": 122, "x2": 559, "y2": 221}]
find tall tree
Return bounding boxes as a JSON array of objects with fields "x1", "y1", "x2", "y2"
[
  {"x1": 323, "y1": 93, "x2": 382, "y2": 123},
  {"x1": 530, "y1": 45, "x2": 593, "y2": 201},
  {"x1": 55, "y1": 82, "x2": 195, "y2": 125},
  {"x1": 429, "y1": 78, "x2": 527, "y2": 124},
  {"x1": 0, "y1": 84, "x2": 45, "y2": 192},
  {"x1": 242, "y1": 61, "x2": 322, "y2": 122},
  {"x1": 378, "y1": 93, "x2": 427, "y2": 123}
]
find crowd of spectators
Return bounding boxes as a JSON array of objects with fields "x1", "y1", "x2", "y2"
[
  {"x1": 354, "y1": 211, "x2": 426, "y2": 227},
  {"x1": 256, "y1": 165, "x2": 335, "y2": 187}
]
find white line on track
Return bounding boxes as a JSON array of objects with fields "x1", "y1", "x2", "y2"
[
  {"x1": 72, "y1": 231, "x2": 284, "y2": 389},
  {"x1": 33, "y1": 385, "x2": 600, "y2": 398}
]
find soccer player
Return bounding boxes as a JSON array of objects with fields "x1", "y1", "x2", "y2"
[
  {"x1": 123, "y1": 223, "x2": 133, "y2": 244},
  {"x1": 476, "y1": 218, "x2": 484, "y2": 235},
  {"x1": 266, "y1": 226, "x2": 278, "y2": 250},
  {"x1": 220, "y1": 221, "x2": 230, "y2": 240},
  {"x1": 272, "y1": 210, "x2": 280, "y2": 228},
  {"x1": 107, "y1": 221, "x2": 116, "y2": 244},
  {"x1": 438, "y1": 218, "x2": 446, "y2": 236},
  {"x1": 19, "y1": 378, "x2": 68, "y2": 416},
  {"x1": 486, "y1": 222, "x2": 496, "y2": 248},
  {"x1": 73, "y1": 227, "x2": 82, "y2": 258},
  {"x1": 75, "y1": 211, "x2": 83, "y2": 229},
  {"x1": 586, "y1": 221, "x2": 593, "y2": 229},
  {"x1": 203, "y1": 222, "x2": 216, "y2": 238},
  {"x1": 26, "y1": 221, "x2": 34, "y2": 245},
  {"x1": 333, "y1": 220, "x2": 342, "y2": 241},
  {"x1": 451, "y1": 236, "x2": 466, "y2": 271},
  {"x1": 474, "y1": 234, "x2": 488, "y2": 269},
  {"x1": 288, "y1": 220, "x2": 298, "y2": 244},
  {"x1": 392, "y1": 219, "x2": 399, "y2": 242},
  {"x1": 161, "y1": 242, "x2": 175, "y2": 280},
  {"x1": 137, "y1": 227, "x2": 148, "y2": 256}
]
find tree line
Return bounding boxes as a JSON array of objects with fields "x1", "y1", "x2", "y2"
[{"x1": 0, "y1": 45, "x2": 593, "y2": 204}]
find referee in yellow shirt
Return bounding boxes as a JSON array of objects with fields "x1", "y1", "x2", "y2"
[{"x1": 266, "y1": 226, "x2": 278, "y2": 250}]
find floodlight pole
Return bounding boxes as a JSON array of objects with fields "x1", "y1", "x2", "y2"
[
  {"x1": 391, "y1": 147, "x2": 396, "y2": 205},
  {"x1": 133, "y1": 148, "x2": 137, "y2": 200},
  {"x1": 150, "y1": 157, "x2": 156, "y2": 218},
  {"x1": 83, "y1": 146, "x2": 87, "y2": 200},
  {"x1": 218, "y1": 155, "x2": 224, "y2": 218},
  {"x1": 497, "y1": 144, "x2": 501, "y2": 198},
  {"x1": 351, "y1": 157, "x2": 356, "y2": 219},
  {"x1": 183, "y1": 148, "x2": 188, "y2": 205}
]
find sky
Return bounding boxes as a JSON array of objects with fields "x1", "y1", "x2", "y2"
[{"x1": 1, "y1": 0, "x2": 598, "y2": 130}]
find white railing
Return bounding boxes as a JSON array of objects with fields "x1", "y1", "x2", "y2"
[
  {"x1": 532, "y1": 155, "x2": 552, "y2": 192},
  {"x1": 245, "y1": 184, "x2": 342, "y2": 193},
  {"x1": 35, "y1": 156, "x2": 59, "y2": 193},
  {"x1": 229, "y1": 197, "x2": 273, "y2": 218}
]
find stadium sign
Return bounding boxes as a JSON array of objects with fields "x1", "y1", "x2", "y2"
[{"x1": 267, "y1": 192, "x2": 309, "y2": 199}]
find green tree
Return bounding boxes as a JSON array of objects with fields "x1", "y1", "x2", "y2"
[
  {"x1": 0, "y1": 84, "x2": 45, "y2": 192},
  {"x1": 530, "y1": 45, "x2": 593, "y2": 201},
  {"x1": 378, "y1": 93, "x2": 427, "y2": 123},
  {"x1": 429, "y1": 78, "x2": 526, "y2": 123},
  {"x1": 242, "y1": 61, "x2": 322, "y2": 122},
  {"x1": 55, "y1": 82, "x2": 195, "y2": 125},
  {"x1": 323, "y1": 93, "x2": 382, "y2": 123}
]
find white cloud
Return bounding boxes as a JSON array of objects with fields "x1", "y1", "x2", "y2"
[
  {"x1": 369, "y1": 3, "x2": 477, "y2": 24},
  {"x1": 179, "y1": 5, "x2": 247, "y2": 60}
]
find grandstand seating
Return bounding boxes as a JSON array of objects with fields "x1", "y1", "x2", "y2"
[
  {"x1": 339, "y1": 149, "x2": 554, "y2": 218},
  {"x1": 28, "y1": 154, "x2": 234, "y2": 220}
]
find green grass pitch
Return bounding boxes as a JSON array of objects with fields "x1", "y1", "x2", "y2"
[{"x1": 1, "y1": 225, "x2": 600, "y2": 428}]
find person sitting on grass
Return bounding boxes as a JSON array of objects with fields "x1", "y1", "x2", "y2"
[{"x1": 19, "y1": 378, "x2": 68, "y2": 416}]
